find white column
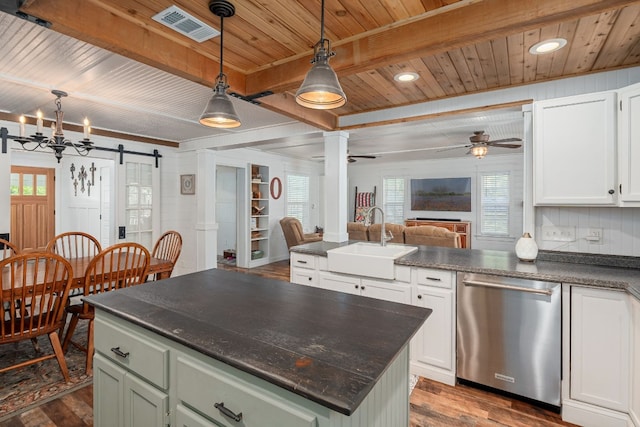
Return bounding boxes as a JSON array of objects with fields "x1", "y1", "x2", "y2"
[
  {"x1": 196, "y1": 149, "x2": 218, "y2": 271},
  {"x1": 323, "y1": 131, "x2": 349, "y2": 242}
]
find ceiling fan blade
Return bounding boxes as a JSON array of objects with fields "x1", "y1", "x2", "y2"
[
  {"x1": 348, "y1": 155, "x2": 377, "y2": 159},
  {"x1": 486, "y1": 142, "x2": 522, "y2": 148},
  {"x1": 437, "y1": 144, "x2": 472, "y2": 152},
  {"x1": 489, "y1": 137, "x2": 522, "y2": 143}
]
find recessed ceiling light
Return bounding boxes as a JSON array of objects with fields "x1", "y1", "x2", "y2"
[
  {"x1": 529, "y1": 38, "x2": 567, "y2": 55},
  {"x1": 394, "y1": 72, "x2": 419, "y2": 82}
]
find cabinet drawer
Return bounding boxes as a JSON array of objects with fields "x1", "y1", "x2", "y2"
[
  {"x1": 414, "y1": 268, "x2": 454, "y2": 289},
  {"x1": 290, "y1": 253, "x2": 316, "y2": 270},
  {"x1": 177, "y1": 355, "x2": 317, "y2": 427},
  {"x1": 94, "y1": 315, "x2": 169, "y2": 390},
  {"x1": 291, "y1": 268, "x2": 316, "y2": 286}
]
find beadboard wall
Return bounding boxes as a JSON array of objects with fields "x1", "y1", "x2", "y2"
[{"x1": 536, "y1": 207, "x2": 640, "y2": 256}]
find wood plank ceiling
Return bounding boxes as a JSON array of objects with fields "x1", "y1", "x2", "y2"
[{"x1": 16, "y1": 0, "x2": 640, "y2": 131}]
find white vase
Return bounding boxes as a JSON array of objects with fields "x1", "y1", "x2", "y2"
[{"x1": 515, "y1": 232, "x2": 538, "y2": 262}]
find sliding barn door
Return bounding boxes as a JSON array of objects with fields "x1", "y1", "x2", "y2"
[{"x1": 10, "y1": 166, "x2": 55, "y2": 251}]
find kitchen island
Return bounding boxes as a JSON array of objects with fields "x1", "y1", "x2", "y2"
[{"x1": 86, "y1": 268, "x2": 431, "y2": 427}]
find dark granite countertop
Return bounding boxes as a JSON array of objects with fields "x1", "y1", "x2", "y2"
[
  {"x1": 85, "y1": 268, "x2": 430, "y2": 415},
  {"x1": 291, "y1": 242, "x2": 640, "y2": 301}
]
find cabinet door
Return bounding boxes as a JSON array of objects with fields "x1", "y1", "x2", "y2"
[
  {"x1": 533, "y1": 92, "x2": 616, "y2": 205},
  {"x1": 411, "y1": 286, "x2": 453, "y2": 370},
  {"x1": 570, "y1": 286, "x2": 630, "y2": 412},
  {"x1": 94, "y1": 354, "x2": 126, "y2": 427},
  {"x1": 360, "y1": 278, "x2": 411, "y2": 304},
  {"x1": 618, "y1": 83, "x2": 640, "y2": 204},
  {"x1": 123, "y1": 373, "x2": 169, "y2": 427},
  {"x1": 318, "y1": 271, "x2": 360, "y2": 295}
]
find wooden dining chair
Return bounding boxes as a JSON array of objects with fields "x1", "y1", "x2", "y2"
[
  {"x1": 62, "y1": 242, "x2": 150, "y2": 375},
  {"x1": 150, "y1": 230, "x2": 182, "y2": 280},
  {"x1": 0, "y1": 238, "x2": 19, "y2": 261},
  {"x1": 46, "y1": 231, "x2": 102, "y2": 259},
  {"x1": 0, "y1": 252, "x2": 74, "y2": 382}
]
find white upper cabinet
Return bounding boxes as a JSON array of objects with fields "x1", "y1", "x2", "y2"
[
  {"x1": 618, "y1": 82, "x2": 640, "y2": 205},
  {"x1": 533, "y1": 91, "x2": 617, "y2": 205}
]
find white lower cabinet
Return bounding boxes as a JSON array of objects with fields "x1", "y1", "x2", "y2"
[
  {"x1": 409, "y1": 268, "x2": 456, "y2": 386},
  {"x1": 567, "y1": 286, "x2": 631, "y2": 423},
  {"x1": 318, "y1": 270, "x2": 411, "y2": 303}
]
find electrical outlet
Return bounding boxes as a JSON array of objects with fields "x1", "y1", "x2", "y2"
[
  {"x1": 118, "y1": 226, "x2": 126, "y2": 239},
  {"x1": 541, "y1": 225, "x2": 576, "y2": 242},
  {"x1": 586, "y1": 228, "x2": 603, "y2": 243}
]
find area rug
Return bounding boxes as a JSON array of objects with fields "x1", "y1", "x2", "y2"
[{"x1": 0, "y1": 321, "x2": 92, "y2": 419}]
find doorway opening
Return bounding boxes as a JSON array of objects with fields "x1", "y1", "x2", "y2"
[{"x1": 216, "y1": 165, "x2": 247, "y2": 268}]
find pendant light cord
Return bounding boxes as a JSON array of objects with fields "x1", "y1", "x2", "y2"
[
  {"x1": 320, "y1": 0, "x2": 325, "y2": 43},
  {"x1": 219, "y1": 16, "x2": 225, "y2": 80}
]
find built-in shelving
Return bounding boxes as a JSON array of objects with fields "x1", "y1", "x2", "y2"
[{"x1": 249, "y1": 164, "x2": 269, "y2": 267}]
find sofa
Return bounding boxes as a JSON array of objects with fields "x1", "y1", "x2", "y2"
[{"x1": 347, "y1": 222, "x2": 461, "y2": 248}]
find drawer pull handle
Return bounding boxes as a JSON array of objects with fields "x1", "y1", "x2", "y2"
[
  {"x1": 214, "y1": 402, "x2": 243, "y2": 422},
  {"x1": 297, "y1": 260, "x2": 308, "y2": 264},
  {"x1": 425, "y1": 277, "x2": 441, "y2": 281},
  {"x1": 110, "y1": 347, "x2": 129, "y2": 359}
]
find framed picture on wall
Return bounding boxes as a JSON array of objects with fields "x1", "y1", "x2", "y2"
[{"x1": 180, "y1": 174, "x2": 196, "y2": 195}]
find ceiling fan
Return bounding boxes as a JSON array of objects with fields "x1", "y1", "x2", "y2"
[{"x1": 440, "y1": 130, "x2": 522, "y2": 159}]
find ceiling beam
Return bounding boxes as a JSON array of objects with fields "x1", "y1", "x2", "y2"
[
  {"x1": 258, "y1": 92, "x2": 338, "y2": 131},
  {"x1": 20, "y1": 0, "x2": 246, "y2": 91},
  {"x1": 246, "y1": 0, "x2": 640, "y2": 94}
]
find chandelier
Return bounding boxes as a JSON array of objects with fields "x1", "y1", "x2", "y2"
[{"x1": 13, "y1": 89, "x2": 94, "y2": 163}]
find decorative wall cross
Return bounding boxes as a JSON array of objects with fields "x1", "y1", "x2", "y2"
[{"x1": 70, "y1": 162, "x2": 96, "y2": 196}]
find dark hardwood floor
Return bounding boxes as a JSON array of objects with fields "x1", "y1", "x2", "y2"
[{"x1": 0, "y1": 260, "x2": 577, "y2": 427}]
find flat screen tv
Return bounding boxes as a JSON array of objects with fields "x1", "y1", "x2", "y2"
[{"x1": 410, "y1": 177, "x2": 471, "y2": 212}]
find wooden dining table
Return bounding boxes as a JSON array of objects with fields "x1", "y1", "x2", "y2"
[{"x1": 2, "y1": 255, "x2": 174, "y2": 293}]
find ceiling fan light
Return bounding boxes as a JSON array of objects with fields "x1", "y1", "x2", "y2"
[
  {"x1": 471, "y1": 145, "x2": 488, "y2": 159},
  {"x1": 296, "y1": 57, "x2": 346, "y2": 109},
  {"x1": 199, "y1": 81, "x2": 241, "y2": 128}
]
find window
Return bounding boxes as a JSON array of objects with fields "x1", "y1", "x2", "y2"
[
  {"x1": 124, "y1": 161, "x2": 153, "y2": 248},
  {"x1": 480, "y1": 172, "x2": 510, "y2": 236},
  {"x1": 383, "y1": 177, "x2": 405, "y2": 224},
  {"x1": 286, "y1": 174, "x2": 310, "y2": 230}
]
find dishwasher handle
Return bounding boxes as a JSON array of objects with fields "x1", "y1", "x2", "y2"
[{"x1": 462, "y1": 279, "x2": 554, "y2": 296}]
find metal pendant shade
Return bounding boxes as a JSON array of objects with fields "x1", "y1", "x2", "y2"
[
  {"x1": 295, "y1": 0, "x2": 346, "y2": 110},
  {"x1": 200, "y1": 80, "x2": 241, "y2": 128},
  {"x1": 200, "y1": 0, "x2": 241, "y2": 128}
]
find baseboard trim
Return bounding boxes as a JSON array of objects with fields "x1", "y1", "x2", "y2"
[
  {"x1": 562, "y1": 399, "x2": 633, "y2": 427},
  {"x1": 410, "y1": 363, "x2": 455, "y2": 386}
]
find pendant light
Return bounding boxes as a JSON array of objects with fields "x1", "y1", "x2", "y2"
[
  {"x1": 199, "y1": 0, "x2": 241, "y2": 128},
  {"x1": 295, "y1": 0, "x2": 346, "y2": 109}
]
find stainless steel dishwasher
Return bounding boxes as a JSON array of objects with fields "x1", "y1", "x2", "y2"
[{"x1": 457, "y1": 272, "x2": 561, "y2": 407}]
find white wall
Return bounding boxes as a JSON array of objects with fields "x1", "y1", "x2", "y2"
[{"x1": 348, "y1": 153, "x2": 524, "y2": 251}]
